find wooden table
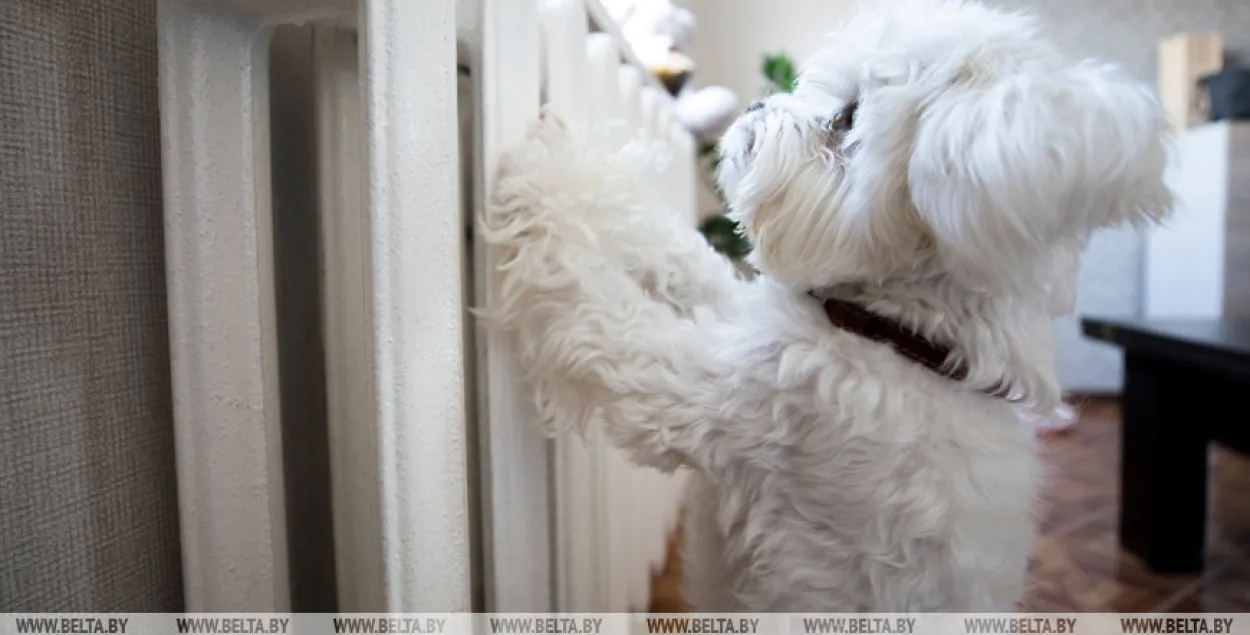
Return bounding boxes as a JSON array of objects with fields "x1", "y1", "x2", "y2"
[{"x1": 1082, "y1": 317, "x2": 1250, "y2": 573}]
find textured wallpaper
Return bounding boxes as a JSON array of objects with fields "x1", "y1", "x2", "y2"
[
  {"x1": 985, "y1": 0, "x2": 1250, "y2": 391},
  {"x1": 0, "y1": 0, "x2": 183, "y2": 610}
]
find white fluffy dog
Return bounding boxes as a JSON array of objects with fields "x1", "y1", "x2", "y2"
[{"x1": 482, "y1": 0, "x2": 1171, "y2": 612}]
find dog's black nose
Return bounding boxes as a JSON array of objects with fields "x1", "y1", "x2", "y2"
[{"x1": 747, "y1": 100, "x2": 765, "y2": 113}]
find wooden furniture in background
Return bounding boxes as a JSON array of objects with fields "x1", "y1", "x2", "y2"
[
  {"x1": 1083, "y1": 316, "x2": 1250, "y2": 573},
  {"x1": 1158, "y1": 33, "x2": 1223, "y2": 131}
]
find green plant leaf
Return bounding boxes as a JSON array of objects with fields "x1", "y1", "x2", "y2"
[
  {"x1": 699, "y1": 214, "x2": 752, "y2": 261},
  {"x1": 761, "y1": 53, "x2": 798, "y2": 94}
]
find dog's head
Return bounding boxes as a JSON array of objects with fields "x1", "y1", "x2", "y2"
[{"x1": 717, "y1": 0, "x2": 1171, "y2": 313}]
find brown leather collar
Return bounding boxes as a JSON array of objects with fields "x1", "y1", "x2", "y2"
[{"x1": 814, "y1": 295, "x2": 1012, "y2": 398}]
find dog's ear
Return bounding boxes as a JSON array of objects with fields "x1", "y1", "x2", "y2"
[{"x1": 907, "y1": 61, "x2": 1172, "y2": 292}]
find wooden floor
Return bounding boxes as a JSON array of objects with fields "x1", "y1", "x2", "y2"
[{"x1": 648, "y1": 398, "x2": 1250, "y2": 612}]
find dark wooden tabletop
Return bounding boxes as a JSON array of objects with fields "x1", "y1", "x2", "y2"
[{"x1": 1082, "y1": 316, "x2": 1250, "y2": 378}]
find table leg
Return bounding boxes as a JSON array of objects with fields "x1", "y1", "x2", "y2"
[{"x1": 1119, "y1": 352, "x2": 1209, "y2": 573}]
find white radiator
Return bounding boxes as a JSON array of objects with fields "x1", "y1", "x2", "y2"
[
  {"x1": 157, "y1": 0, "x2": 691, "y2": 612},
  {"x1": 537, "y1": 1, "x2": 695, "y2": 612}
]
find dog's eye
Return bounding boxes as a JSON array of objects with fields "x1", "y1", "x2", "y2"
[{"x1": 824, "y1": 99, "x2": 858, "y2": 134}]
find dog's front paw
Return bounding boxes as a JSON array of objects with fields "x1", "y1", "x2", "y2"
[
  {"x1": 493, "y1": 107, "x2": 578, "y2": 189},
  {"x1": 484, "y1": 108, "x2": 592, "y2": 278},
  {"x1": 530, "y1": 105, "x2": 572, "y2": 145},
  {"x1": 486, "y1": 104, "x2": 649, "y2": 281}
]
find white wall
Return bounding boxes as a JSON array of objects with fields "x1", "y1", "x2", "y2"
[
  {"x1": 685, "y1": 0, "x2": 1250, "y2": 392},
  {"x1": 684, "y1": 0, "x2": 855, "y2": 103},
  {"x1": 1146, "y1": 124, "x2": 1230, "y2": 320}
]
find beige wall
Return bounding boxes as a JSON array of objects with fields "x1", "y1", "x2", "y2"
[
  {"x1": 688, "y1": 0, "x2": 1250, "y2": 101},
  {"x1": 686, "y1": 0, "x2": 855, "y2": 104}
]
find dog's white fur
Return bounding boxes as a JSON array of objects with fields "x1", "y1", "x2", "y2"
[{"x1": 482, "y1": 0, "x2": 1171, "y2": 611}]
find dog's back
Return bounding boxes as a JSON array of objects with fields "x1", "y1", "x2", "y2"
[{"x1": 680, "y1": 281, "x2": 1040, "y2": 612}]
